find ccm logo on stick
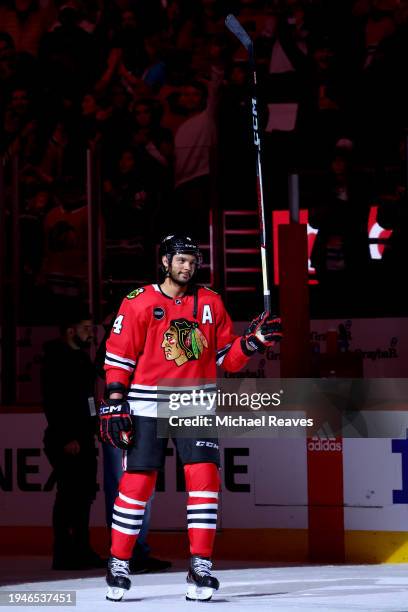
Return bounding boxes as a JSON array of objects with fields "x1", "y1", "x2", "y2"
[
  {"x1": 252, "y1": 98, "x2": 260, "y2": 148},
  {"x1": 196, "y1": 441, "x2": 219, "y2": 449}
]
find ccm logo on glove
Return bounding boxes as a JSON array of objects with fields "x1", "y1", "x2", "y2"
[
  {"x1": 100, "y1": 404, "x2": 127, "y2": 415},
  {"x1": 98, "y1": 399, "x2": 134, "y2": 450}
]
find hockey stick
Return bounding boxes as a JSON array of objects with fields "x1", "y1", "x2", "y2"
[{"x1": 225, "y1": 14, "x2": 271, "y2": 312}]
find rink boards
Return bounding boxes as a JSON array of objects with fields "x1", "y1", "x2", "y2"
[
  {"x1": 1, "y1": 317, "x2": 408, "y2": 562},
  {"x1": 0, "y1": 423, "x2": 408, "y2": 562}
]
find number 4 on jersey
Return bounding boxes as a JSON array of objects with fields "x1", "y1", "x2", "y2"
[{"x1": 113, "y1": 314, "x2": 124, "y2": 334}]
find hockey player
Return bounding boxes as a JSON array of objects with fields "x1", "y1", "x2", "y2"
[{"x1": 99, "y1": 234, "x2": 282, "y2": 602}]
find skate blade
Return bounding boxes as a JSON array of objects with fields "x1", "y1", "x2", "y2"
[
  {"x1": 185, "y1": 585, "x2": 214, "y2": 602},
  {"x1": 106, "y1": 586, "x2": 125, "y2": 602}
]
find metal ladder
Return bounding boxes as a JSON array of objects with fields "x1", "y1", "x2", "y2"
[{"x1": 223, "y1": 210, "x2": 261, "y2": 295}]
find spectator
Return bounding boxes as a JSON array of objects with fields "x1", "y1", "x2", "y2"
[
  {"x1": 78, "y1": 91, "x2": 107, "y2": 148},
  {"x1": 40, "y1": 104, "x2": 94, "y2": 182},
  {"x1": 38, "y1": 2, "x2": 98, "y2": 101},
  {"x1": 0, "y1": 0, "x2": 56, "y2": 58},
  {"x1": 109, "y1": 7, "x2": 149, "y2": 98},
  {"x1": 40, "y1": 180, "x2": 89, "y2": 316},
  {"x1": 131, "y1": 98, "x2": 173, "y2": 175},
  {"x1": 351, "y1": 0, "x2": 407, "y2": 161},
  {"x1": 166, "y1": 40, "x2": 226, "y2": 238},
  {"x1": 377, "y1": 136, "x2": 408, "y2": 293},
  {"x1": 20, "y1": 182, "x2": 52, "y2": 316},
  {"x1": 103, "y1": 148, "x2": 153, "y2": 239},
  {"x1": 1, "y1": 85, "x2": 33, "y2": 150},
  {"x1": 39, "y1": 120, "x2": 71, "y2": 181},
  {"x1": 42, "y1": 309, "x2": 105, "y2": 570},
  {"x1": 218, "y1": 61, "x2": 255, "y2": 210},
  {"x1": 310, "y1": 146, "x2": 371, "y2": 306},
  {"x1": 103, "y1": 148, "x2": 156, "y2": 281},
  {"x1": 0, "y1": 32, "x2": 17, "y2": 109},
  {"x1": 299, "y1": 36, "x2": 349, "y2": 163},
  {"x1": 142, "y1": 35, "x2": 167, "y2": 93},
  {"x1": 100, "y1": 82, "x2": 133, "y2": 171},
  {"x1": 164, "y1": 0, "x2": 204, "y2": 52},
  {"x1": 2, "y1": 0, "x2": 408, "y2": 323}
]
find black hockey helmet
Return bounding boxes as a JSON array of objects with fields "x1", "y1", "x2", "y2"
[{"x1": 159, "y1": 234, "x2": 202, "y2": 268}]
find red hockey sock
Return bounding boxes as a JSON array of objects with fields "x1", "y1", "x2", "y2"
[
  {"x1": 184, "y1": 462, "x2": 220, "y2": 558},
  {"x1": 110, "y1": 471, "x2": 157, "y2": 560}
]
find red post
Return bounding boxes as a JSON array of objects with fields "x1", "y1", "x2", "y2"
[
  {"x1": 277, "y1": 220, "x2": 346, "y2": 562},
  {"x1": 278, "y1": 223, "x2": 310, "y2": 378}
]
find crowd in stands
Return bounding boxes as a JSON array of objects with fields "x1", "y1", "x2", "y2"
[{"x1": 1, "y1": 0, "x2": 408, "y2": 321}]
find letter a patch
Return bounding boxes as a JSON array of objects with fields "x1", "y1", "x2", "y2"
[{"x1": 202, "y1": 305, "x2": 213, "y2": 324}]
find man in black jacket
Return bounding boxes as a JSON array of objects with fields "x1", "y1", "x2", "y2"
[{"x1": 42, "y1": 310, "x2": 104, "y2": 570}]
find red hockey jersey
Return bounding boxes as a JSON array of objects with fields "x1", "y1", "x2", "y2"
[{"x1": 104, "y1": 284, "x2": 251, "y2": 416}]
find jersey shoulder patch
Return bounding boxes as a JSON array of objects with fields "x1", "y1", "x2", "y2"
[
  {"x1": 126, "y1": 287, "x2": 145, "y2": 300},
  {"x1": 202, "y1": 286, "x2": 219, "y2": 295}
]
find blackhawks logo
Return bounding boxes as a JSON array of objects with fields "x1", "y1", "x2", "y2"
[
  {"x1": 161, "y1": 318, "x2": 208, "y2": 367},
  {"x1": 127, "y1": 288, "x2": 145, "y2": 300}
]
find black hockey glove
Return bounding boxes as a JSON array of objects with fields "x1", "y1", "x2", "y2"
[
  {"x1": 98, "y1": 399, "x2": 134, "y2": 450},
  {"x1": 244, "y1": 311, "x2": 283, "y2": 353}
]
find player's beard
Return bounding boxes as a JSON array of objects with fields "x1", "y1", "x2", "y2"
[{"x1": 167, "y1": 266, "x2": 192, "y2": 287}]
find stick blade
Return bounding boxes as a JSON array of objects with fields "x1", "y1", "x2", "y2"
[{"x1": 225, "y1": 14, "x2": 252, "y2": 50}]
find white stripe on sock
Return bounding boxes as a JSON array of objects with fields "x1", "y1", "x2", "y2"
[
  {"x1": 187, "y1": 513, "x2": 217, "y2": 519},
  {"x1": 188, "y1": 491, "x2": 218, "y2": 499},
  {"x1": 186, "y1": 503, "x2": 218, "y2": 510},
  {"x1": 119, "y1": 492, "x2": 147, "y2": 506},
  {"x1": 112, "y1": 524, "x2": 140, "y2": 536},
  {"x1": 112, "y1": 514, "x2": 143, "y2": 526},
  {"x1": 113, "y1": 504, "x2": 145, "y2": 515}
]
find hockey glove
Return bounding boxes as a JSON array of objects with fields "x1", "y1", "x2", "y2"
[
  {"x1": 244, "y1": 311, "x2": 283, "y2": 353},
  {"x1": 98, "y1": 399, "x2": 134, "y2": 450}
]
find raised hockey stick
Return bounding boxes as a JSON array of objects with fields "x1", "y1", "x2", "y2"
[{"x1": 225, "y1": 14, "x2": 271, "y2": 312}]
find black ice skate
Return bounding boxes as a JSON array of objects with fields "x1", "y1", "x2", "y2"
[
  {"x1": 186, "y1": 555, "x2": 219, "y2": 602},
  {"x1": 106, "y1": 556, "x2": 131, "y2": 601}
]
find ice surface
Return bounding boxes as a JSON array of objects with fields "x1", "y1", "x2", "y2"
[{"x1": 1, "y1": 564, "x2": 408, "y2": 611}]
